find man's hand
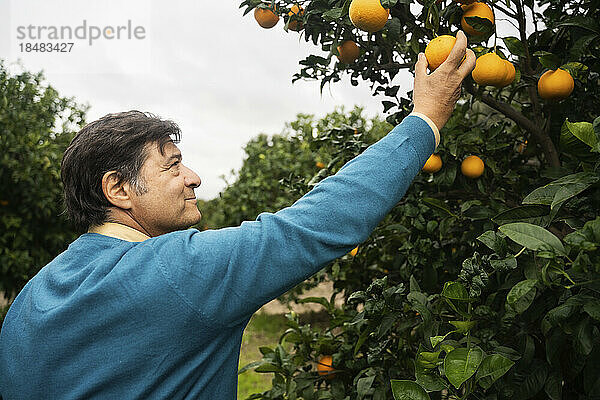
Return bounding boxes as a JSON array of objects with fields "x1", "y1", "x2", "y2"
[{"x1": 412, "y1": 30, "x2": 476, "y2": 132}]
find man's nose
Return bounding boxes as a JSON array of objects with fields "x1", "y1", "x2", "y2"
[{"x1": 183, "y1": 165, "x2": 201, "y2": 189}]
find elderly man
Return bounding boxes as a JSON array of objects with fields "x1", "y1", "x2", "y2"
[{"x1": 0, "y1": 32, "x2": 475, "y2": 399}]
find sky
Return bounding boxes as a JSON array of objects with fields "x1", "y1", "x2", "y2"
[
  {"x1": 1, "y1": 1, "x2": 523, "y2": 201},
  {"x1": 0, "y1": 0, "x2": 406, "y2": 200}
]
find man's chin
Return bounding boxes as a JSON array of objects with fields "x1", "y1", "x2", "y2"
[
  {"x1": 161, "y1": 212, "x2": 202, "y2": 235},
  {"x1": 185, "y1": 210, "x2": 203, "y2": 230}
]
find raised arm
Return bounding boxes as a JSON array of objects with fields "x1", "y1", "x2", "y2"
[{"x1": 152, "y1": 32, "x2": 476, "y2": 327}]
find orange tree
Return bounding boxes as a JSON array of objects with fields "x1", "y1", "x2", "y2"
[
  {"x1": 0, "y1": 61, "x2": 85, "y2": 320},
  {"x1": 230, "y1": 0, "x2": 600, "y2": 398}
]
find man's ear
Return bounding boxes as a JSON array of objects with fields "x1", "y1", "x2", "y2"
[{"x1": 102, "y1": 171, "x2": 133, "y2": 209}]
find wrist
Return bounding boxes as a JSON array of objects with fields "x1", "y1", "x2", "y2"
[{"x1": 409, "y1": 111, "x2": 440, "y2": 148}]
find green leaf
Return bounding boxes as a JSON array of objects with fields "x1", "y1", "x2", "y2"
[
  {"x1": 533, "y1": 51, "x2": 561, "y2": 69},
  {"x1": 477, "y1": 230, "x2": 508, "y2": 255},
  {"x1": 561, "y1": 62, "x2": 589, "y2": 81},
  {"x1": 544, "y1": 371, "x2": 563, "y2": 400},
  {"x1": 560, "y1": 119, "x2": 598, "y2": 154},
  {"x1": 593, "y1": 116, "x2": 600, "y2": 153},
  {"x1": 583, "y1": 299, "x2": 600, "y2": 321},
  {"x1": 254, "y1": 363, "x2": 285, "y2": 373},
  {"x1": 297, "y1": 296, "x2": 331, "y2": 311},
  {"x1": 464, "y1": 16, "x2": 493, "y2": 35},
  {"x1": 357, "y1": 375, "x2": 376, "y2": 400},
  {"x1": 475, "y1": 354, "x2": 515, "y2": 390},
  {"x1": 502, "y1": 36, "x2": 525, "y2": 57},
  {"x1": 259, "y1": 346, "x2": 274, "y2": 355},
  {"x1": 462, "y1": 205, "x2": 493, "y2": 221},
  {"x1": 381, "y1": 0, "x2": 399, "y2": 8},
  {"x1": 238, "y1": 360, "x2": 266, "y2": 375},
  {"x1": 430, "y1": 333, "x2": 452, "y2": 348},
  {"x1": 506, "y1": 279, "x2": 537, "y2": 314},
  {"x1": 444, "y1": 347, "x2": 484, "y2": 389},
  {"x1": 441, "y1": 281, "x2": 470, "y2": 301},
  {"x1": 499, "y1": 223, "x2": 565, "y2": 255},
  {"x1": 442, "y1": 281, "x2": 471, "y2": 317},
  {"x1": 390, "y1": 380, "x2": 431, "y2": 400},
  {"x1": 492, "y1": 205, "x2": 551, "y2": 226},
  {"x1": 449, "y1": 320, "x2": 476, "y2": 334},
  {"x1": 573, "y1": 317, "x2": 593, "y2": 355},
  {"x1": 523, "y1": 172, "x2": 598, "y2": 211},
  {"x1": 354, "y1": 325, "x2": 371, "y2": 357},
  {"x1": 321, "y1": 7, "x2": 344, "y2": 21},
  {"x1": 415, "y1": 346, "x2": 446, "y2": 392},
  {"x1": 490, "y1": 257, "x2": 517, "y2": 272},
  {"x1": 514, "y1": 362, "x2": 549, "y2": 399},
  {"x1": 422, "y1": 197, "x2": 457, "y2": 218}
]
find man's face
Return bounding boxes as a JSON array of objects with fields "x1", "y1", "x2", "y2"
[{"x1": 129, "y1": 140, "x2": 202, "y2": 236}]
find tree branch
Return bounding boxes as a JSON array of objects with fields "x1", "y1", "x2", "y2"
[
  {"x1": 494, "y1": 3, "x2": 518, "y2": 20},
  {"x1": 372, "y1": 62, "x2": 413, "y2": 72},
  {"x1": 463, "y1": 81, "x2": 561, "y2": 167}
]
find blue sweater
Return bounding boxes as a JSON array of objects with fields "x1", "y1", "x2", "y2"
[{"x1": 0, "y1": 115, "x2": 434, "y2": 399}]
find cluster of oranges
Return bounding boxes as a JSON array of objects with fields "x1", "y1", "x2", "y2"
[
  {"x1": 253, "y1": 0, "x2": 392, "y2": 66},
  {"x1": 254, "y1": 3, "x2": 304, "y2": 30},
  {"x1": 421, "y1": 0, "x2": 574, "y2": 178},
  {"x1": 422, "y1": 154, "x2": 485, "y2": 179},
  {"x1": 255, "y1": 1, "x2": 574, "y2": 182},
  {"x1": 424, "y1": 2, "x2": 574, "y2": 99}
]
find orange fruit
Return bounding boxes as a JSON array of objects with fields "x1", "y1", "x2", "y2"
[
  {"x1": 425, "y1": 35, "x2": 456, "y2": 71},
  {"x1": 349, "y1": 246, "x2": 359, "y2": 256},
  {"x1": 461, "y1": 156, "x2": 485, "y2": 178},
  {"x1": 254, "y1": 4, "x2": 279, "y2": 29},
  {"x1": 349, "y1": 0, "x2": 390, "y2": 33},
  {"x1": 537, "y1": 69, "x2": 574, "y2": 100},
  {"x1": 498, "y1": 59, "x2": 516, "y2": 87},
  {"x1": 0, "y1": 200, "x2": 8, "y2": 206},
  {"x1": 288, "y1": 5, "x2": 304, "y2": 31},
  {"x1": 337, "y1": 40, "x2": 360, "y2": 64},
  {"x1": 316, "y1": 161, "x2": 326, "y2": 169},
  {"x1": 461, "y1": 2, "x2": 494, "y2": 36},
  {"x1": 472, "y1": 52, "x2": 508, "y2": 87},
  {"x1": 317, "y1": 355, "x2": 335, "y2": 379},
  {"x1": 422, "y1": 154, "x2": 442, "y2": 173}
]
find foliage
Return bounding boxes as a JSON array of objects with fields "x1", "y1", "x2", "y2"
[
  {"x1": 228, "y1": 0, "x2": 600, "y2": 398},
  {"x1": 233, "y1": 105, "x2": 599, "y2": 400},
  {"x1": 0, "y1": 61, "x2": 86, "y2": 318}
]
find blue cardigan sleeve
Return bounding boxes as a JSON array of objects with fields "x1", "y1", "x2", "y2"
[{"x1": 152, "y1": 115, "x2": 435, "y2": 327}]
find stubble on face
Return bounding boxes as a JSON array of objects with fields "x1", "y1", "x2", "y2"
[{"x1": 130, "y1": 141, "x2": 202, "y2": 236}]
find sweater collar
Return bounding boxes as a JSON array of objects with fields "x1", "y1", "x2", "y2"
[{"x1": 88, "y1": 223, "x2": 151, "y2": 242}]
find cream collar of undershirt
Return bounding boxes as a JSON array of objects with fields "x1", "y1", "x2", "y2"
[{"x1": 88, "y1": 222, "x2": 150, "y2": 242}]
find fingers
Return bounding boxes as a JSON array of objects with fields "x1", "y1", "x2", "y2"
[
  {"x1": 444, "y1": 30, "x2": 468, "y2": 69},
  {"x1": 458, "y1": 48, "x2": 477, "y2": 78},
  {"x1": 415, "y1": 52, "x2": 428, "y2": 80}
]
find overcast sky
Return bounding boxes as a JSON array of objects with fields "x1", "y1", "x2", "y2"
[
  {"x1": 1, "y1": 1, "x2": 523, "y2": 201},
  {"x1": 1, "y1": 0, "x2": 415, "y2": 200}
]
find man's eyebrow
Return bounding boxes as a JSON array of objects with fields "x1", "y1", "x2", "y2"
[{"x1": 166, "y1": 153, "x2": 182, "y2": 161}]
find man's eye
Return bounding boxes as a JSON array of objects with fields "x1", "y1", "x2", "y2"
[{"x1": 171, "y1": 161, "x2": 180, "y2": 168}]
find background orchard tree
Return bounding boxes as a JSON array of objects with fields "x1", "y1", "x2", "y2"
[
  {"x1": 0, "y1": 61, "x2": 86, "y2": 320},
  {"x1": 231, "y1": 0, "x2": 600, "y2": 399}
]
